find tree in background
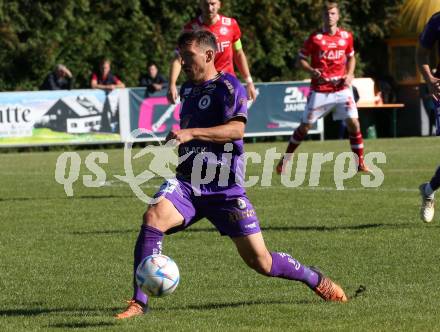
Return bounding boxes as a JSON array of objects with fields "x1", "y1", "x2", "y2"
[{"x1": 0, "y1": 0, "x2": 403, "y2": 91}]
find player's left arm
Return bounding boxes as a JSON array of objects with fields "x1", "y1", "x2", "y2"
[
  {"x1": 343, "y1": 32, "x2": 356, "y2": 87},
  {"x1": 233, "y1": 47, "x2": 257, "y2": 101},
  {"x1": 166, "y1": 119, "x2": 246, "y2": 144},
  {"x1": 231, "y1": 19, "x2": 256, "y2": 101},
  {"x1": 344, "y1": 55, "x2": 356, "y2": 87}
]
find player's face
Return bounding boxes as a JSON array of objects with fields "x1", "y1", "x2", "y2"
[
  {"x1": 180, "y1": 42, "x2": 206, "y2": 83},
  {"x1": 180, "y1": 42, "x2": 212, "y2": 83},
  {"x1": 200, "y1": 0, "x2": 221, "y2": 20},
  {"x1": 323, "y1": 7, "x2": 339, "y2": 28}
]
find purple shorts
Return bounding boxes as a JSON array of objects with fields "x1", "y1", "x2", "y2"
[{"x1": 153, "y1": 178, "x2": 261, "y2": 238}]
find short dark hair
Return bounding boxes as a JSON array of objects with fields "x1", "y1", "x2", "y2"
[{"x1": 177, "y1": 30, "x2": 217, "y2": 52}]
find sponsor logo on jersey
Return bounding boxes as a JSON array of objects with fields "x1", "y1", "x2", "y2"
[
  {"x1": 183, "y1": 88, "x2": 192, "y2": 95},
  {"x1": 183, "y1": 146, "x2": 207, "y2": 154},
  {"x1": 204, "y1": 84, "x2": 217, "y2": 93},
  {"x1": 198, "y1": 95, "x2": 211, "y2": 110},
  {"x1": 328, "y1": 42, "x2": 337, "y2": 48},
  {"x1": 244, "y1": 222, "x2": 257, "y2": 229},
  {"x1": 217, "y1": 40, "x2": 231, "y2": 52},
  {"x1": 220, "y1": 27, "x2": 228, "y2": 35},
  {"x1": 221, "y1": 17, "x2": 232, "y2": 25},
  {"x1": 319, "y1": 49, "x2": 345, "y2": 60},
  {"x1": 228, "y1": 208, "x2": 256, "y2": 222},
  {"x1": 224, "y1": 79, "x2": 235, "y2": 95},
  {"x1": 237, "y1": 198, "x2": 247, "y2": 209}
]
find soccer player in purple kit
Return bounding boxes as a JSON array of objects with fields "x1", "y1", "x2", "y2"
[
  {"x1": 115, "y1": 30, "x2": 347, "y2": 320},
  {"x1": 417, "y1": 11, "x2": 440, "y2": 223}
]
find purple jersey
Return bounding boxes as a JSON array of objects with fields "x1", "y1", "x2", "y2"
[
  {"x1": 176, "y1": 72, "x2": 248, "y2": 191},
  {"x1": 420, "y1": 12, "x2": 440, "y2": 77}
]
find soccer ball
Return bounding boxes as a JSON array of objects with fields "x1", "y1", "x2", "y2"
[{"x1": 135, "y1": 254, "x2": 180, "y2": 297}]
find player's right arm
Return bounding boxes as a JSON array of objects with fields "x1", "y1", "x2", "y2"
[
  {"x1": 167, "y1": 53, "x2": 182, "y2": 104},
  {"x1": 416, "y1": 45, "x2": 440, "y2": 101},
  {"x1": 297, "y1": 34, "x2": 321, "y2": 79},
  {"x1": 417, "y1": 14, "x2": 440, "y2": 101},
  {"x1": 297, "y1": 57, "x2": 321, "y2": 79}
]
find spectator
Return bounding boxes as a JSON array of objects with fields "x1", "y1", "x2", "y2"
[
  {"x1": 90, "y1": 58, "x2": 125, "y2": 91},
  {"x1": 139, "y1": 63, "x2": 168, "y2": 96},
  {"x1": 40, "y1": 64, "x2": 73, "y2": 90}
]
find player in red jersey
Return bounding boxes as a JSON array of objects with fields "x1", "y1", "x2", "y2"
[
  {"x1": 277, "y1": 1, "x2": 368, "y2": 174},
  {"x1": 167, "y1": 0, "x2": 257, "y2": 104}
]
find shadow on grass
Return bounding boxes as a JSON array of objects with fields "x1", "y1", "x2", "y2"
[
  {"x1": 1, "y1": 299, "x2": 310, "y2": 320},
  {"x1": 49, "y1": 322, "x2": 115, "y2": 329},
  {"x1": 186, "y1": 222, "x2": 421, "y2": 233},
  {"x1": 71, "y1": 229, "x2": 136, "y2": 235},
  {"x1": 154, "y1": 298, "x2": 313, "y2": 311},
  {"x1": 0, "y1": 306, "x2": 119, "y2": 317}
]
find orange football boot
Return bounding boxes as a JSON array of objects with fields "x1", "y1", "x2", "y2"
[
  {"x1": 314, "y1": 275, "x2": 348, "y2": 302},
  {"x1": 115, "y1": 300, "x2": 147, "y2": 319}
]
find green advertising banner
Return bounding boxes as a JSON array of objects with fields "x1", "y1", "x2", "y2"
[{"x1": 0, "y1": 89, "x2": 123, "y2": 147}]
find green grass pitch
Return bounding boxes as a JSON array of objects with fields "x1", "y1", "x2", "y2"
[{"x1": 0, "y1": 137, "x2": 439, "y2": 331}]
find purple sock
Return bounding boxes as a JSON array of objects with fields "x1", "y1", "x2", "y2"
[
  {"x1": 132, "y1": 224, "x2": 164, "y2": 305},
  {"x1": 269, "y1": 252, "x2": 320, "y2": 289},
  {"x1": 430, "y1": 166, "x2": 440, "y2": 191}
]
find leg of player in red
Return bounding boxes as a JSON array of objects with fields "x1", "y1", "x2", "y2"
[
  {"x1": 276, "y1": 123, "x2": 311, "y2": 174},
  {"x1": 276, "y1": 94, "x2": 368, "y2": 174},
  {"x1": 345, "y1": 117, "x2": 368, "y2": 172}
]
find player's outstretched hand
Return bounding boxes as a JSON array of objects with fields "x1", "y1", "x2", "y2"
[
  {"x1": 246, "y1": 82, "x2": 257, "y2": 101},
  {"x1": 167, "y1": 84, "x2": 179, "y2": 104}
]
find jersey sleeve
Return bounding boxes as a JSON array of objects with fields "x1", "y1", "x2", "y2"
[
  {"x1": 346, "y1": 32, "x2": 355, "y2": 57},
  {"x1": 419, "y1": 14, "x2": 440, "y2": 49},
  {"x1": 222, "y1": 79, "x2": 248, "y2": 123},
  {"x1": 231, "y1": 18, "x2": 242, "y2": 43},
  {"x1": 299, "y1": 34, "x2": 314, "y2": 58}
]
